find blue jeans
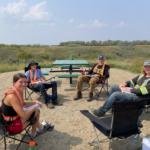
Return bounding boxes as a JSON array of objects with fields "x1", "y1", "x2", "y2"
[
  {"x1": 98, "y1": 84, "x2": 138, "y2": 116},
  {"x1": 31, "y1": 81, "x2": 57, "y2": 104}
]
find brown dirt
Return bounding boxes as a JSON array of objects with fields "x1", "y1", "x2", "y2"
[{"x1": 0, "y1": 68, "x2": 150, "y2": 150}]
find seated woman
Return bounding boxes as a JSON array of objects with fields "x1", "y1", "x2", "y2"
[
  {"x1": 1, "y1": 73, "x2": 50, "y2": 138},
  {"x1": 73, "y1": 55, "x2": 110, "y2": 102}
]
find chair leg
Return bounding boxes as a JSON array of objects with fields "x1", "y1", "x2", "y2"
[
  {"x1": 96, "y1": 84, "x2": 105, "y2": 100},
  {"x1": 135, "y1": 134, "x2": 139, "y2": 150},
  {"x1": 125, "y1": 139, "x2": 131, "y2": 150},
  {"x1": 89, "y1": 132, "x2": 102, "y2": 145},
  {"x1": 108, "y1": 139, "x2": 111, "y2": 150},
  {"x1": 4, "y1": 136, "x2": 6, "y2": 150},
  {"x1": 82, "y1": 83, "x2": 90, "y2": 91},
  {"x1": 93, "y1": 125, "x2": 102, "y2": 150},
  {"x1": 25, "y1": 89, "x2": 33, "y2": 101}
]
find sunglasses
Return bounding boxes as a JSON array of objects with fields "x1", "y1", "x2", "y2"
[{"x1": 30, "y1": 64, "x2": 36, "y2": 66}]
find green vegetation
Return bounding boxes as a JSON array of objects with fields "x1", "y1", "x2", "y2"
[
  {"x1": 59, "y1": 40, "x2": 150, "y2": 46},
  {"x1": 0, "y1": 44, "x2": 149, "y2": 73}
]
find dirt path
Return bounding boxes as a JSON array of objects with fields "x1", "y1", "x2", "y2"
[{"x1": 0, "y1": 68, "x2": 150, "y2": 150}]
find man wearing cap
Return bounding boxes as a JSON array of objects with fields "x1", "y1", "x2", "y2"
[
  {"x1": 91, "y1": 60, "x2": 150, "y2": 117},
  {"x1": 25, "y1": 60, "x2": 62, "y2": 109},
  {"x1": 74, "y1": 55, "x2": 110, "y2": 101}
]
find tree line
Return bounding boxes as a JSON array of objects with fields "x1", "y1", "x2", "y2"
[{"x1": 59, "y1": 40, "x2": 150, "y2": 46}]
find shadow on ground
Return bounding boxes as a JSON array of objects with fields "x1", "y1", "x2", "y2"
[{"x1": 8, "y1": 130, "x2": 83, "y2": 150}]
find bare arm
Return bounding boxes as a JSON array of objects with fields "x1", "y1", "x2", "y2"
[
  {"x1": 7, "y1": 94, "x2": 37, "y2": 120},
  {"x1": 23, "y1": 100, "x2": 42, "y2": 108}
]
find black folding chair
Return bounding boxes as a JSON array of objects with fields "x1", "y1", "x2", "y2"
[
  {"x1": 25, "y1": 66, "x2": 55, "y2": 101},
  {"x1": 80, "y1": 100, "x2": 145, "y2": 150},
  {"x1": 0, "y1": 109, "x2": 38, "y2": 150}
]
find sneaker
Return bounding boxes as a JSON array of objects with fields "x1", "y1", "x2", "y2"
[
  {"x1": 91, "y1": 109, "x2": 103, "y2": 117},
  {"x1": 52, "y1": 100, "x2": 62, "y2": 106},
  {"x1": 41, "y1": 120, "x2": 54, "y2": 131},
  {"x1": 46, "y1": 102, "x2": 55, "y2": 109}
]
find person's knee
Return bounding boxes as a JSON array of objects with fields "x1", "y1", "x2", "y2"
[
  {"x1": 39, "y1": 83, "x2": 45, "y2": 89},
  {"x1": 35, "y1": 108, "x2": 40, "y2": 116},
  {"x1": 51, "y1": 81, "x2": 57, "y2": 85},
  {"x1": 110, "y1": 84, "x2": 119, "y2": 91},
  {"x1": 77, "y1": 76, "x2": 83, "y2": 82}
]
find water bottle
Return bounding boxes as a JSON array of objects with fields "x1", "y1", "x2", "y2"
[
  {"x1": 29, "y1": 141, "x2": 35, "y2": 150},
  {"x1": 132, "y1": 134, "x2": 138, "y2": 142}
]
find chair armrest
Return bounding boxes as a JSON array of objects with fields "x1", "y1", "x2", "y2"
[
  {"x1": 46, "y1": 77, "x2": 55, "y2": 82},
  {"x1": 80, "y1": 110, "x2": 112, "y2": 130}
]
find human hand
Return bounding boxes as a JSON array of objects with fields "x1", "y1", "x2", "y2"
[
  {"x1": 35, "y1": 100, "x2": 43, "y2": 108},
  {"x1": 95, "y1": 74, "x2": 100, "y2": 77},
  {"x1": 121, "y1": 87, "x2": 131, "y2": 93},
  {"x1": 84, "y1": 72, "x2": 88, "y2": 75},
  {"x1": 119, "y1": 83, "x2": 126, "y2": 89}
]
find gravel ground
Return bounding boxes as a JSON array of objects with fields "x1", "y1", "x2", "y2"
[{"x1": 0, "y1": 68, "x2": 150, "y2": 150}]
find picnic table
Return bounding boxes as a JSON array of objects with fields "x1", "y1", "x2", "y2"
[{"x1": 52, "y1": 60, "x2": 89, "y2": 84}]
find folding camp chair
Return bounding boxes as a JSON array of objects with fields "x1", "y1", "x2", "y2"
[
  {"x1": 80, "y1": 100, "x2": 145, "y2": 150},
  {"x1": 25, "y1": 66, "x2": 55, "y2": 101},
  {"x1": 82, "y1": 65, "x2": 111, "y2": 100},
  {"x1": 136, "y1": 96, "x2": 150, "y2": 114},
  {"x1": 0, "y1": 109, "x2": 38, "y2": 150}
]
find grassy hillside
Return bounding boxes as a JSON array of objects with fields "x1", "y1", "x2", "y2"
[{"x1": 0, "y1": 45, "x2": 149, "y2": 73}]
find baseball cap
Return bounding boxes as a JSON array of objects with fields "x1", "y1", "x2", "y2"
[
  {"x1": 98, "y1": 55, "x2": 105, "y2": 59},
  {"x1": 144, "y1": 60, "x2": 150, "y2": 67}
]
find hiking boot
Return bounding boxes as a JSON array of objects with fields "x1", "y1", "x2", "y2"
[
  {"x1": 73, "y1": 92, "x2": 82, "y2": 100},
  {"x1": 87, "y1": 93, "x2": 93, "y2": 102},
  {"x1": 91, "y1": 109, "x2": 103, "y2": 117},
  {"x1": 46, "y1": 101, "x2": 55, "y2": 109},
  {"x1": 52, "y1": 100, "x2": 63, "y2": 106}
]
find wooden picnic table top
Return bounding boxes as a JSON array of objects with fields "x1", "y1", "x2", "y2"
[{"x1": 52, "y1": 60, "x2": 89, "y2": 65}]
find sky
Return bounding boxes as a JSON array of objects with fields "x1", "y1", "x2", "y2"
[{"x1": 0, "y1": 0, "x2": 150, "y2": 45}]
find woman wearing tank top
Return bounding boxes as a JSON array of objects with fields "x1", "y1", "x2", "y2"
[{"x1": 1, "y1": 73, "x2": 51, "y2": 138}]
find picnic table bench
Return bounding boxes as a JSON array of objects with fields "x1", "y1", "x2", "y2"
[{"x1": 54, "y1": 74, "x2": 82, "y2": 78}]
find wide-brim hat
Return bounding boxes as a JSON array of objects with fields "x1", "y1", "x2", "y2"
[{"x1": 28, "y1": 60, "x2": 38, "y2": 68}]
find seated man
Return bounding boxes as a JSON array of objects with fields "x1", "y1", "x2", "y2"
[
  {"x1": 25, "y1": 60, "x2": 62, "y2": 109},
  {"x1": 91, "y1": 60, "x2": 150, "y2": 117},
  {"x1": 73, "y1": 55, "x2": 110, "y2": 102}
]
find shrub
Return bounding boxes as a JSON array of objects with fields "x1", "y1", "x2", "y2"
[{"x1": 16, "y1": 50, "x2": 33, "y2": 59}]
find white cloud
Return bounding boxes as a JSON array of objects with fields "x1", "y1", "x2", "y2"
[
  {"x1": 93, "y1": 20, "x2": 106, "y2": 27},
  {"x1": 0, "y1": 0, "x2": 26, "y2": 15},
  {"x1": 76, "y1": 23, "x2": 87, "y2": 28},
  {"x1": 113, "y1": 21, "x2": 124, "y2": 28},
  {"x1": 68, "y1": 19, "x2": 74, "y2": 23},
  {"x1": 23, "y1": 1, "x2": 52, "y2": 21}
]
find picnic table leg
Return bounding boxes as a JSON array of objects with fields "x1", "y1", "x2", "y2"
[{"x1": 70, "y1": 65, "x2": 72, "y2": 84}]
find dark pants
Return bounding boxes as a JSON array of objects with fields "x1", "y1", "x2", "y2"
[{"x1": 31, "y1": 81, "x2": 57, "y2": 104}]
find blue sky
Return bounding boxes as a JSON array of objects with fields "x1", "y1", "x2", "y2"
[{"x1": 0, "y1": 0, "x2": 150, "y2": 45}]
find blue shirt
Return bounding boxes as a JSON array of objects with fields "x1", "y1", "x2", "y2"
[{"x1": 25, "y1": 69, "x2": 44, "y2": 82}]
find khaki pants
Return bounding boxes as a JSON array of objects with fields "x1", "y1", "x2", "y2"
[{"x1": 76, "y1": 75, "x2": 100, "y2": 93}]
